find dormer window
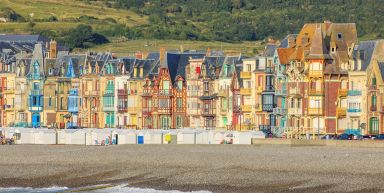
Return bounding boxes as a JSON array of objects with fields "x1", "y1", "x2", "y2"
[
  {"x1": 360, "y1": 50, "x2": 365, "y2": 60},
  {"x1": 337, "y1": 33, "x2": 342, "y2": 39},
  {"x1": 48, "y1": 68, "x2": 53, "y2": 75},
  {"x1": 177, "y1": 80, "x2": 183, "y2": 90}
]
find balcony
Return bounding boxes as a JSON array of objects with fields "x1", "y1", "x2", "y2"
[
  {"x1": 273, "y1": 107, "x2": 287, "y2": 115},
  {"x1": 265, "y1": 67, "x2": 274, "y2": 74},
  {"x1": 4, "y1": 104, "x2": 14, "y2": 111},
  {"x1": 288, "y1": 108, "x2": 302, "y2": 115},
  {"x1": 30, "y1": 90, "x2": 43, "y2": 96},
  {"x1": 308, "y1": 70, "x2": 323, "y2": 78},
  {"x1": 240, "y1": 71, "x2": 252, "y2": 79},
  {"x1": 118, "y1": 89, "x2": 128, "y2": 96},
  {"x1": 336, "y1": 107, "x2": 346, "y2": 117},
  {"x1": 218, "y1": 89, "x2": 227, "y2": 97},
  {"x1": 241, "y1": 105, "x2": 252, "y2": 112},
  {"x1": 289, "y1": 89, "x2": 301, "y2": 97},
  {"x1": 142, "y1": 90, "x2": 152, "y2": 96},
  {"x1": 28, "y1": 106, "x2": 43, "y2": 112},
  {"x1": 201, "y1": 108, "x2": 216, "y2": 116},
  {"x1": 275, "y1": 89, "x2": 287, "y2": 96},
  {"x1": 142, "y1": 107, "x2": 152, "y2": 114},
  {"x1": 240, "y1": 88, "x2": 252, "y2": 95},
  {"x1": 262, "y1": 104, "x2": 275, "y2": 112},
  {"x1": 308, "y1": 108, "x2": 322, "y2": 115},
  {"x1": 259, "y1": 125, "x2": 271, "y2": 132},
  {"x1": 308, "y1": 88, "x2": 324, "y2": 96},
  {"x1": 118, "y1": 105, "x2": 128, "y2": 112},
  {"x1": 2, "y1": 88, "x2": 14, "y2": 94},
  {"x1": 348, "y1": 90, "x2": 362, "y2": 96},
  {"x1": 368, "y1": 85, "x2": 377, "y2": 92},
  {"x1": 127, "y1": 90, "x2": 138, "y2": 95},
  {"x1": 263, "y1": 85, "x2": 274, "y2": 92},
  {"x1": 103, "y1": 106, "x2": 115, "y2": 112},
  {"x1": 159, "y1": 89, "x2": 172, "y2": 96},
  {"x1": 370, "y1": 106, "x2": 377, "y2": 112},
  {"x1": 347, "y1": 108, "x2": 361, "y2": 117},
  {"x1": 338, "y1": 89, "x2": 348, "y2": 97},
  {"x1": 85, "y1": 90, "x2": 100, "y2": 96}
]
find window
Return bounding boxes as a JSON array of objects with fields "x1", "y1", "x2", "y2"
[
  {"x1": 176, "y1": 116, "x2": 182, "y2": 128},
  {"x1": 177, "y1": 81, "x2": 183, "y2": 90},
  {"x1": 370, "y1": 117, "x2": 379, "y2": 135},
  {"x1": 49, "y1": 97, "x2": 52, "y2": 107},
  {"x1": 337, "y1": 33, "x2": 342, "y2": 39},
  {"x1": 372, "y1": 77, "x2": 377, "y2": 86},
  {"x1": 297, "y1": 99, "x2": 301, "y2": 108},
  {"x1": 177, "y1": 98, "x2": 182, "y2": 108},
  {"x1": 372, "y1": 95, "x2": 377, "y2": 106},
  {"x1": 48, "y1": 68, "x2": 53, "y2": 75}
]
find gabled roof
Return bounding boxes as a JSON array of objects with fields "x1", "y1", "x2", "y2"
[
  {"x1": 277, "y1": 48, "x2": 295, "y2": 64},
  {"x1": 307, "y1": 25, "x2": 330, "y2": 60}
]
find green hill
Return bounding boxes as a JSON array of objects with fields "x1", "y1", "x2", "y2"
[{"x1": 1, "y1": 0, "x2": 383, "y2": 53}]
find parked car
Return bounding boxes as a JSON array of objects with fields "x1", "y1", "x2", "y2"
[{"x1": 375, "y1": 134, "x2": 384, "y2": 140}]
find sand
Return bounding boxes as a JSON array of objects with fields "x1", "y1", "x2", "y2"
[{"x1": 0, "y1": 145, "x2": 383, "y2": 193}]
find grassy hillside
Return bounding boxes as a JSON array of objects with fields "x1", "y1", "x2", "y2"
[
  {"x1": 86, "y1": 39, "x2": 264, "y2": 56},
  {"x1": 0, "y1": 0, "x2": 147, "y2": 26}
]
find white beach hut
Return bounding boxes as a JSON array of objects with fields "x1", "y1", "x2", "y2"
[
  {"x1": 65, "y1": 129, "x2": 86, "y2": 145},
  {"x1": 214, "y1": 131, "x2": 225, "y2": 144},
  {"x1": 116, "y1": 130, "x2": 137, "y2": 144},
  {"x1": 19, "y1": 128, "x2": 36, "y2": 144},
  {"x1": 232, "y1": 131, "x2": 252, "y2": 144},
  {"x1": 144, "y1": 130, "x2": 163, "y2": 144},
  {"x1": 177, "y1": 130, "x2": 196, "y2": 144},
  {"x1": 34, "y1": 129, "x2": 56, "y2": 144},
  {"x1": 195, "y1": 130, "x2": 209, "y2": 144}
]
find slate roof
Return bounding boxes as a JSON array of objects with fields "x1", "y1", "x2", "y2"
[
  {"x1": 352, "y1": 41, "x2": 376, "y2": 71},
  {"x1": 263, "y1": 44, "x2": 276, "y2": 57},
  {"x1": 278, "y1": 34, "x2": 298, "y2": 48},
  {"x1": 377, "y1": 61, "x2": 384, "y2": 81},
  {"x1": 307, "y1": 25, "x2": 331, "y2": 59},
  {"x1": 165, "y1": 51, "x2": 205, "y2": 83},
  {"x1": 0, "y1": 35, "x2": 47, "y2": 43}
]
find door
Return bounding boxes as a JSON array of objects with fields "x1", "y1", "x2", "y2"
[{"x1": 32, "y1": 114, "x2": 40, "y2": 128}]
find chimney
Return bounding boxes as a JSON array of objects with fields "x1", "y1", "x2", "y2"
[
  {"x1": 288, "y1": 35, "x2": 296, "y2": 48},
  {"x1": 159, "y1": 47, "x2": 166, "y2": 64},
  {"x1": 49, "y1": 40, "x2": 57, "y2": 59}
]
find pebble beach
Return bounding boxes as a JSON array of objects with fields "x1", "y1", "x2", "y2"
[{"x1": 0, "y1": 145, "x2": 384, "y2": 193}]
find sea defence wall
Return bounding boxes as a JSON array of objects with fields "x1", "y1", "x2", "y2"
[{"x1": 252, "y1": 139, "x2": 384, "y2": 148}]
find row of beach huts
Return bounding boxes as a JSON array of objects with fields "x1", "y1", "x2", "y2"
[{"x1": 0, "y1": 128, "x2": 266, "y2": 145}]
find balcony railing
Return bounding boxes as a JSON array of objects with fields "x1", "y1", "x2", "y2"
[
  {"x1": 255, "y1": 104, "x2": 262, "y2": 111},
  {"x1": 263, "y1": 85, "x2": 274, "y2": 92},
  {"x1": 288, "y1": 108, "x2": 302, "y2": 115},
  {"x1": 347, "y1": 109, "x2": 361, "y2": 113},
  {"x1": 142, "y1": 107, "x2": 152, "y2": 114},
  {"x1": 259, "y1": 125, "x2": 271, "y2": 132},
  {"x1": 308, "y1": 89, "x2": 324, "y2": 96},
  {"x1": 266, "y1": 67, "x2": 274, "y2": 74},
  {"x1": 240, "y1": 71, "x2": 252, "y2": 79},
  {"x1": 273, "y1": 107, "x2": 287, "y2": 115},
  {"x1": 142, "y1": 90, "x2": 152, "y2": 96},
  {"x1": 368, "y1": 85, "x2": 377, "y2": 91},
  {"x1": 338, "y1": 89, "x2": 348, "y2": 97},
  {"x1": 370, "y1": 106, "x2": 377, "y2": 112},
  {"x1": 4, "y1": 105, "x2": 14, "y2": 111},
  {"x1": 348, "y1": 90, "x2": 362, "y2": 96},
  {"x1": 159, "y1": 89, "x2": 173, "y2": 96},
  {"x1": 336, "y1": 107, "x2": 346, "y2": 117},
  {"x1": 262, "y1": 104, "x2": 276, "y2": 112},
  {"x1": 289, "y1": 88, "x2": 301, "y2": 96},
  {"x1": 2, "y1": 87, "x2": 14, "y2": 94},
  {"x1": 308, "y1": 108, "x2": 322, "y2": 115},
  {"x1": 201, "y1": 108, "x2": 216, "y2": 116},
  {"x1": 30, "y1": 90, "x2": 43, "y2": 95},
  {"x1": 240, "y1": 88, "x2": 252, "y2": 95},
  {"x1": 308, "y1": 70, "x2": 323, "y2": 77},
  {"x1": 275, "y1": 89, "x2": 287, "y2": 96},
  {"x1": 118, "y1": 89, "x2": 128, "y2": 95},
  {"x1": 85, "y1": 90, "x2": 100, "y2": 96},
  {"x1": 241, "y1": 105, "x2": 252, "y2": 112}
]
